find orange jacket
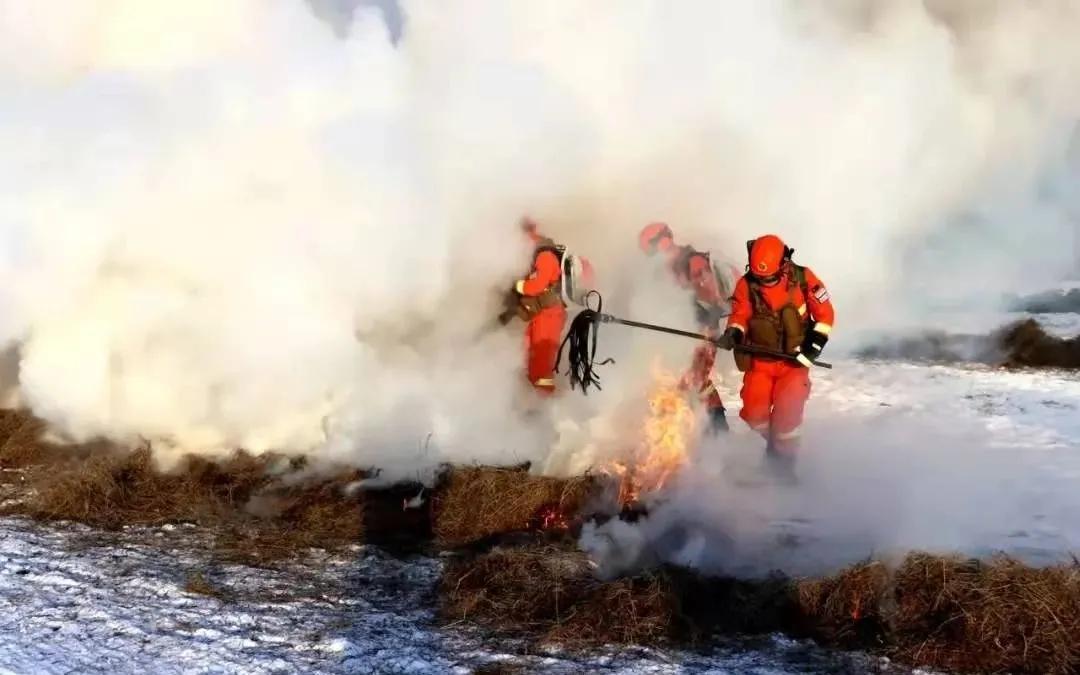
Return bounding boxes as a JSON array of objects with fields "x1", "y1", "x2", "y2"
[
  {"x1": 516, "y1": 249, "x2": 562, "y2": 297},
  {"x1": 727, "y1": 265, "x2": 834, "y2": 337}
]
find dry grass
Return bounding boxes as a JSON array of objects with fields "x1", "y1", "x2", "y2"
[
  {"x1": 432, "y1": 465, "x2": 603, "y2": 548},
  {"x1": 997, "y1": 319, "x2": 1080, "y2": 369},
  {"x1": 892, "y1": 554, "x2": 1080, "y2": 673},
  {"x1": 441, "y1": 544, "x2": 677, "y2": 646},
  {"x1": 442, "y1": 547, "x2": 1080, "y2": 674},
  {"x1": 8, "y1": 441, "x2": 366, "y2": 564},
  {"x1": 0, "y1": 409, "x2": 89, "y2": 472},
  {"x1": 798, "y1": 553, "x2": 1080, "y2": 674}
]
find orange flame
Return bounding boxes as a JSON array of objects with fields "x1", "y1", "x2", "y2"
[{"x1": 606, "y1": 366, "x2": 697, "y2": 506}]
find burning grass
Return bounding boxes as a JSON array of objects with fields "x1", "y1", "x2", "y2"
[
  {"x1": 431, "y1": 464, "x2": 604, "y2": 548},
  {"x1": 441, "y1": 546, "x2": 1080, "y2": 674}
]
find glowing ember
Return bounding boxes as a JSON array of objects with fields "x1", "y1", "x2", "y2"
[
  {"x1": 606, "y1": 366, "x2": 697, "y2": 505},
  {"x1": 851, "y1": 596, "x2": 862, "y2": 621},
  {"x1": 534, "y1": 504, "x2": 571, "y2": 530}
]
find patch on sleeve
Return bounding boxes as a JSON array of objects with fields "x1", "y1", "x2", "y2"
[{"x1": 812, "y1": 284, "x2": 830, "y2": 303}]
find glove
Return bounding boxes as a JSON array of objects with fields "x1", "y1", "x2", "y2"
[
  {"x1": 714, "y1": 326, "x2": 744, "y2": 350},
  {"x1": 796, "y1": 325, "x2": 829, "y2": 367}
]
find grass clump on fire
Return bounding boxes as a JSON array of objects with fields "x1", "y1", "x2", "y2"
[{"x1": 431, "y1": 464, "x2": 602, "y2": 548}]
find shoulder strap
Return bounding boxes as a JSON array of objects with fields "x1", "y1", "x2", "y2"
[
  {"x1": 743, "y1": 273, "x2": 772, "y2": 316},
  {"x1": 790, "y1": 264, "x2": 809, "y2": 299}
]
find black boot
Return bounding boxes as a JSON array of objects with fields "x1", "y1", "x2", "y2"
[{"x1": 708, "y1": 406, "x2": 729, "y2": 434}]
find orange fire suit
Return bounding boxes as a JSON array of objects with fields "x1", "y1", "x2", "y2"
[
  {"x1": 666, "y1": 247, "x2": 729, "y2": 414},
  {"x1": 516, "y1": 247, "x2": 566, "y2": 394},
  {"x1": 726, "y1": 265, "x2": 834, "y2": 455}
]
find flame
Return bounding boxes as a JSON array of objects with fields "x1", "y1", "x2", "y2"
[
  {"x1": 534, "y1": 503, "x2": 571, "y2": 531},
  {"x1": 606, "y1": 366, "x2": 697, "y2": 506}
]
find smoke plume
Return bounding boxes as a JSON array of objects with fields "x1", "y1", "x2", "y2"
[{"x1": 1, "y1": 0, "x2": 1079, "y2": 499}]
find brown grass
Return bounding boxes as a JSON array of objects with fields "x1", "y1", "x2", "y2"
[
  {"x1": 9, "y1": 443, "x2": 366, "y2": 564},
  {"x1": 997, "y1": 319, "x2": 1080, "y2": 369},
  {"x1": 792, "y1": 553, "x2": 1080, "y2": 674},
  {"x1": 441, "y1": 544, "x2": 677, "y2": 646},
  {"x1": 441, "y1": 547, "x2": 1080, "y2": 674},
  {"x1": 432, "y1": 465, "x2": 603, "y2": 548}
]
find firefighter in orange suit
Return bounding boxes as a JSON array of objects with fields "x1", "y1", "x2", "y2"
[
  {"x1": 717, "y1": 234, "x2": 834, "y2": 469},
  {"x1": 639, "y1": 222, "x2": 738, "y2": 434},
  {"x1": 513, "y1": 220, "x2": 569, "y2": 395}
]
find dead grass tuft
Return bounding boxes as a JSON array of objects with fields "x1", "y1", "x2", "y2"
[
  {"x1": 12, "y1": 443, "x2": 365, "y2": 563},
  {"x1": 997, "y1": 319, "x2": 1080, "y2": 369},
  {"x1": 796, "y1": 553, "x2": 1080, "y2": 674},
  {"x1": 441, "y1": 544, "x2": 676, "y2": 646},
  {"x1": 442, "y1": 546, "x2": 1080, "y2": 673},
  {"x1": 432, "y1": 465, "x2": 602, "y2": 548}
]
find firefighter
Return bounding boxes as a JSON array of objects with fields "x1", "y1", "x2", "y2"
[
  {"x1": 717, "y1": 234, "x2": 834, "y2": 475},
  {"x1": 638, "y1": 222, "x2": 738, "y2": 433},
  {"x1": 509, "y1": 219, "x2": 594, "y2": 395}
]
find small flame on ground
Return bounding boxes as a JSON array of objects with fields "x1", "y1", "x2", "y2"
[
  {"x1": 605, "y1": 366, "x2": 697, "y2": 506},
  {"x1": 534, "y1": 504, "x2": 571, "y2": 531}
]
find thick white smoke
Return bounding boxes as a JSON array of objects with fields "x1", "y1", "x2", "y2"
[{"x1": 1, "y1": 0, "x2": 1079, "y2": 490}]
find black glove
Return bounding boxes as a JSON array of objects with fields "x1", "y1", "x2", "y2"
[
  {"x1": 714, "y1": 326, "x2": 744, "y2": 350},
  {"x1": 796, "y1": 325, "x2": 829, "y2": 367}
]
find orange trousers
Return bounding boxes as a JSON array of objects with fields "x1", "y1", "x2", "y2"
[
  {"x1": 681, "y1": 342, "x2": 724, "y2": 411},
  {"x1": 525, "y1": 306, "x2": 566, "y2": 394},
  {"x1": 739, "y1": 359, "x2": 811, "y2": 455}
]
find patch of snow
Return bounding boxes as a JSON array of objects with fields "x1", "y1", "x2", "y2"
[{"x1": 0, "y1": 518, "x2": 902, "y2": 674}]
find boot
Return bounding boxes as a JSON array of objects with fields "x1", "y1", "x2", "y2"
[{"x1": 707, "y1": 406, "x2": 729, "y2": 434}]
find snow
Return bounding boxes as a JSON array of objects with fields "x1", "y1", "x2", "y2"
[{"x1": 0, "y1": 517, "x2": 902, "y2": 674}]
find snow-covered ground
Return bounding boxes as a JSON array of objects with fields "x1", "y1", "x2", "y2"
[
  {"x1": 0, "y1": 517, "x2": 903, "y2": 674},
  {"x1": 665, "y1": 355, "x2": 1080, "y2": 577}
]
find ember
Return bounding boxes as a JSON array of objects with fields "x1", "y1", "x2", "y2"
[{"x1": 534, "y1": 503, "x2": 571, "y2": 531}]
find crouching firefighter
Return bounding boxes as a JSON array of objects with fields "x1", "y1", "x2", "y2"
[
  {"x1": 716, "y1": 234, "x2": 835, "y2": 470},
  {"x1": 502, "y1": 219, "x2": 596, "y2": 395},
  {"x1": 639, "y1": 222, "x2": 740, "y2": 434}
]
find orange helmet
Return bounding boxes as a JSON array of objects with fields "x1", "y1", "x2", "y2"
[
  {"x1": 639, "y1": 222, "x2": 674, "y2": 255},
  {"x1": 747, "y1": 234, "x2": 791, "y2": 281}
]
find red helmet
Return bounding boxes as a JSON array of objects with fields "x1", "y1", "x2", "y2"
[
  {"x1": 747, "y1": 234, "x2": 790, "y2": 281},
  {"x1": 639, "y1": 222, "x2": 674, "y2": 255}
]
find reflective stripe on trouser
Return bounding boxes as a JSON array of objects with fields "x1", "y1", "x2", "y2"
[
  {"x1": 683, "y1": 341, "x2": 724, "y2": 410},
  {"x1": 738, "y1": 358, "x2": 811, "y2": 455},
  {"x1": 526, "y1": 305, "x2": 566, "y2": 395}
]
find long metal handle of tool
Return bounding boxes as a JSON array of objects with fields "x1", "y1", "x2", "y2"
[{"x1": 595, "y1": 313, "x2": 833, "y2": 370}]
